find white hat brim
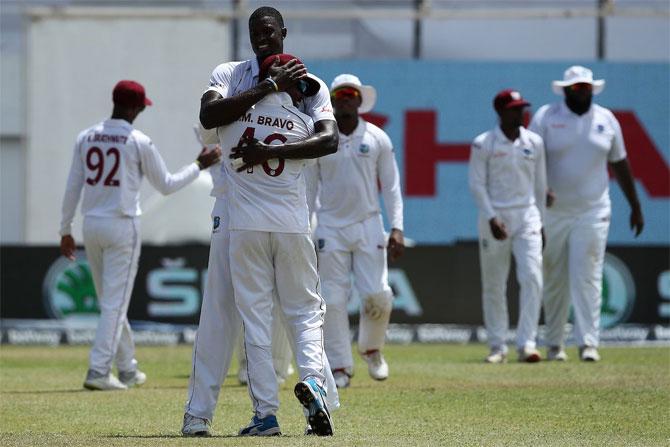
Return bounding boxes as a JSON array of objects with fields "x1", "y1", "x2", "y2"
[
  {"x1": 552, "y1": 79, "x2": 605, "y2": 95},
  {"x1": 331, "y1": 82, "x2": 377, "y2": 113}
]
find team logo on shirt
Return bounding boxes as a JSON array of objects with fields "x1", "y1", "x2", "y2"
[
  {"x1": 317, "y1": 239, "x2": 326, "y2": 250},
  {"x1": 358, "y1": 144, "x2": 370, "y2": 155},
  {"x1": 43, "y1": 252, "x2": 100, "y2": 319},
  {"x1": 213, "y1": 216, "x2": 221, "y2": 233},
  {"x1": 596, "y1": 124, "x2": 605, "y2": 133},
  {"x1": 522, "y1": 148, "x2": 532, "y2": 156}
]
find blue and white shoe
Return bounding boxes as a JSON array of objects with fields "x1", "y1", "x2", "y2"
[
  {"x1": 294, "y1": 378, "x2": 334, "y2": 436},
  {"x1": 238, "y1": 414, "x2": 281, "y2": 437}
]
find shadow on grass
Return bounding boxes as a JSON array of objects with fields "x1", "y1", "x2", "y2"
[
  {"x1": 104, "y1": 434, "x2": 302, "y2": 439},
  {"x1": 1, "y1": 388, "x2": 87, "y2": 394}
]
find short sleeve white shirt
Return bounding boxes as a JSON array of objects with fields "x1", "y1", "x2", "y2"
[
  {"x1": 216, "y1": 93, "x2": 315, "y2": 233},
  {"x1": 529, "y1": 102, "x2": 626, "y2": 214},
  {"x1": 205, "y1": 58, "x2": 334, "y2": 199}
]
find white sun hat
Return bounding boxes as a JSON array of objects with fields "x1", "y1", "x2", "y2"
[
  {"x1": 552, "y1": 65, "x2": 605, "y2": 95},
  {"x1": 330, "y1": 73, "x2": 377, "y2": 113}
]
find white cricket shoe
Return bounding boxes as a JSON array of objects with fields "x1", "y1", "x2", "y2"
[
  {"x1": 361, "y1": 350, "x2": 388, "y2": 380},
  {"x1": 485, "y1": 347, "x2": 507, "y2": 364},
  {"x1": 119, "y1": 369, "x2": 147, "y2": 387},
  {"x1": 83, "y1": 371, "x2": 128, "y2": 391},
  {"x1": 517, "y1": 347, "x2": 542, "y2": 363},
  {"x1": 332, "y1": 369, "x2": 351, "y2": 388},
  {"x1": 181, "y1": 413, "x2": 212, "y2": 437},
  {"x1": 547, "y1": 346, "x2": 568, "y2": 361},
  {"x1": 580, "y1": 346, "x2": 601, "y2": 362}
]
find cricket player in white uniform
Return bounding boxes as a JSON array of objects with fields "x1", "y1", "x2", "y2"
[
  {"x1": 312, "y1": 74, "x2": 404, "y2": 388},
  {"x1": 217, "y1": 61, "x2": 335, "y2": 436},
  {"x1": 529, "y1": 66, "x2": 644, "y2": 362},
  {"x1": 185, "y1": 119, "x2": 340, "y2": 437},
  {"x1": 469, "y1": 89, "x2": 547, "y2": 364},
  {"x1": 180, "y1": 8, "x2": 339, "y2": 436},
  {"x1": 59, "y1": 80, "x2": 221, "y2": 391}
]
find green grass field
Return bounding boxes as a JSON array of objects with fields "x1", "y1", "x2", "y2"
[{"x1": 1, "y1": 344, "x2": 668, "y2": 446}]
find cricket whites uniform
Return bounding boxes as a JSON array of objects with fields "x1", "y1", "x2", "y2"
[
  {"x1": 220, "y1": 92, "x2": 326, "y2": 419},
  {"x1": 185, "y1": 57, "x2": 339, "y2": 425},
  {"x1": 314, "y1": 118, "x2": 403, "y2": 372},
  {"x1": 529, "y1": 102, "x2": 627, "y2": 348},
  {"x1": 60, "y1": 118, "x2": 200, "y2": 377},
  {"x1": 468, "y1": 126, "x2": 547, "y2": 353}
]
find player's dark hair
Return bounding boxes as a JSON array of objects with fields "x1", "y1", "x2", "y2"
[{"x1": 249, "y1": 6, "x2": 284, "y2": 28}]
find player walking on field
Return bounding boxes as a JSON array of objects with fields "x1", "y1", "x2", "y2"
[
  {"x1": 181, "y1": 6, "x2": 339, "y2": 438},
  {"x1": 469, "y1": 89, "x2": 547, "y2": 364},
  {"x1": 311, "y1": 74, "x2": 404, "y2": 388},
  {"x1": 529, "y1": 66, "x2": 644, "y2": 362},
  {"x1": 59, "y1": 80, "x2": 221, "y2": 391}
]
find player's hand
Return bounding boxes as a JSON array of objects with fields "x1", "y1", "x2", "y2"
[
  {"x1": 489, "y1": 217, "x2": 508, "y2": 240},
  {"x1": 267, "y1": 58, "x2": 307, "y2": 91},
  {"x1": 546, "y1": 188, "x2": 556, "y2": 208},
  {"x1": 630, "y1": 205, "x2": 644, "y2": 237},
  {"x1": 387, "y1": 229, "x2": 405, "y2": 262},
  {"x1": 230, "y1": 137, "x2": 276, "y2": 172},
  {"x1": 60, "y1": 235, "x2": 76, "y2": 261},
  {"x1": 197, "y1": 146, "x2": 222, "y2": 169}
]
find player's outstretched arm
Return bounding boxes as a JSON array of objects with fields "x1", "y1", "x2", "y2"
[
  {"x1": 230, "y1": 120, "x2": 338, "y2": 172},
  {"x1": 196, "y1": 146, "x2": 222, "y2": 170}
]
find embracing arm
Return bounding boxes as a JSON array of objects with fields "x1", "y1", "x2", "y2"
[
  {"x1": 200, "y1": 59, "x2": 308, "y2": 129},
  {"x1": 200, "y1": 85, "x2": 275, "y2": 129},
  {"x1": 231, "y1": 120, "x2": 338, "y2": 171}
]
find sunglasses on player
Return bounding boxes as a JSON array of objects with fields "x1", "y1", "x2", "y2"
[
  {"x1": 330, "y1": 87, "x2": 361, "y2": 100},
  {"x1": 566, "y1": 83, "x2": 593, "y2": 92}
]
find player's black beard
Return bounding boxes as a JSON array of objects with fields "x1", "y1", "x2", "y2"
[{"x1": 565, "y1": 95, "x2": 592, "y2": 116}]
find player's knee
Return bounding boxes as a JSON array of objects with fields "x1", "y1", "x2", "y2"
[
  {"x1": 362, "y1": 290, "x2": 393, "y2": 321},
  {"x1": 322, "y1": 281, "x2": 349, "y2": 309}
]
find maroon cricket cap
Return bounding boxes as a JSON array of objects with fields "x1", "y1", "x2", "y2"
[
  {"x1": 493, "y1": 89, "x2": 530, "y2": 112},
  {"x1": 259, "y1": 54, "x2": 320, "y2": 97},
  {"x1": 113, "y1": 80, "x2": 153, "y2": 107}
]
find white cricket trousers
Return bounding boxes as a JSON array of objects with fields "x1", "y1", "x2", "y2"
[
  {"x1": 229, "y1": 230, "x2": 327, "y2": 419},
  {"x1": 184, "y1": 200, "x2": 240, "y2": 421},
  {"x1": 543, "y1": 207, "x2": 610, "y2": 348},
  {"x1": 316, "y1": 214, "x2": 393, "y2": 371},
  {"x1": 83, "y1": 215, "x2": 141, "y2": 375},
  {"x1": 478, "y1": 205, "x2": 543, "y2": 352},
  {"x1": 184, "y1": 200, "x2": 338, "y2": 421}
]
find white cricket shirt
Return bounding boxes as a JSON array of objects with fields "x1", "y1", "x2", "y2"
[
  {"x1": 60, "y1": 119, "x2": 200, "y2": 236},
  {"x1": 315, "y1": 118, "x2": 404, "y2": 231},
  {"x1": 205, "y1": 58, "x2": 335, "y2": 200},
  {"x1": 529, "y1": 102, "x2": 627, "y2": 215},
  {"x1": 468, "y1": 126, "x2": 547, "y2": 221},
  {"x1": 216, "y1": 93, "x2": 315, "y2": 233}
]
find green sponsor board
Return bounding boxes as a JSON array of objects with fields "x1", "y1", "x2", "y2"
[{"x1": 43, "y1": 252, "x2": 99, "y2": 319}]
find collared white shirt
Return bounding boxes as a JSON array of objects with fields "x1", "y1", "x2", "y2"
[
  {"x1": 314, "y1": 118, "x2": 403, "y2": 230},
  {"x1": 205, "y1": 58, "x2": 335, "y2": 199},
  {"x1": 60, "y1": 119, "x2": 200, "y2": 235},
  {"x1": 216, "y1": 93, "x2": 315, "y2": 234},
  {"x1": 529, "y1": 101, "x2": 627, "y2": 214},
  {"x1": 468, "y1": 125, "x2": 547, "y2": 221}
]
